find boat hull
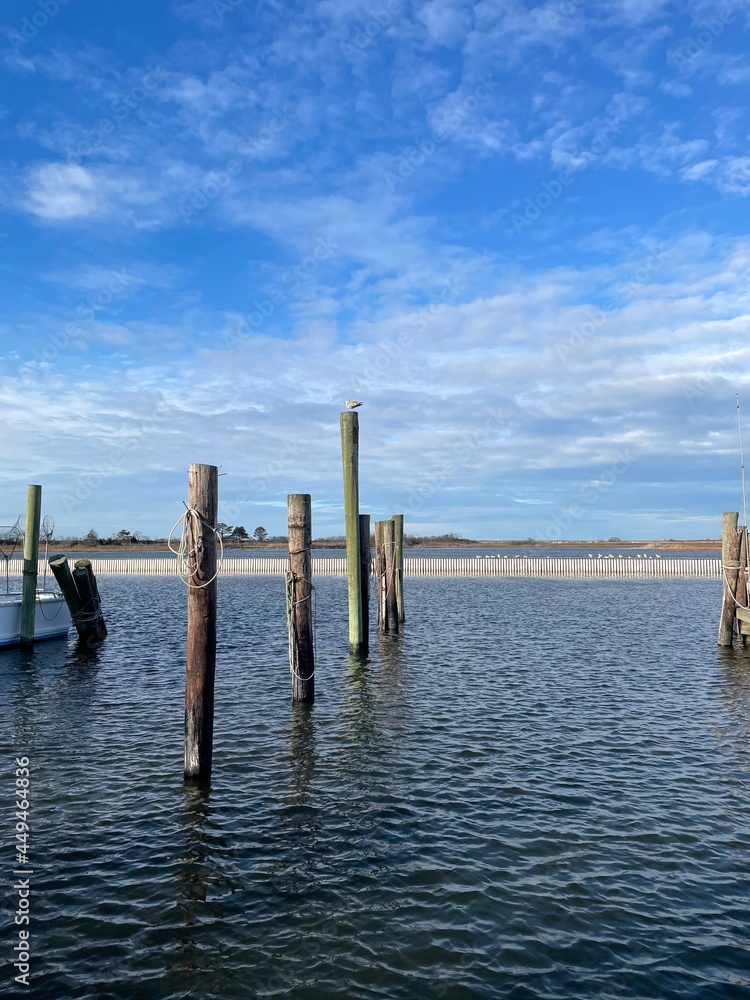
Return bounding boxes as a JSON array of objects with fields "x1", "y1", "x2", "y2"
[{"x1": 0, "y1": 592, "x2": 72, "y2": 648}]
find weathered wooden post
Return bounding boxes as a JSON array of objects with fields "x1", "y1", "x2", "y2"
[
  {"x1": 287, "y1": 494, "x2": 314, "y2": 702},
  {"x1": 358, "y1": 513, "x2": 370, "y2": 655},
  {"x1": 392, "y1": 513, "x2": 405, "y2": 623},
  {"x1": 383, "y1": 518, "x2": 398, "y2": 633},
  {"x1": 49, "y1": 555, "x2": 83, "y2": 631},
  {"x1": 737, "y1": 526, "x2": 749, "y2": 646},
  {"x1": 20, "y1": 485, "x2": 42, "y2": 649},
  {"x1": 374, "y1": 520, "x2": 385, "y2": 630},
  {"x1": 718, "y1": 511, "x2": 741, "y2": 646},
  {"x1": 73, "y1": 558, "x2": 107, "y2": 641},
  {"x1": 185, "y1": 463, "x2": 218, "y2": 781},
  {"x1": 375, "y1": 519, "x2": 398, "y2": 633},
  {"x1": 340, "y1": 411, "x2": 364, "y2": 654}
]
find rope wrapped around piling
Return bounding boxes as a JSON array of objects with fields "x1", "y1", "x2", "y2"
[
  {"x1": 168, "y1": 508, "x2": 224, "y2": 588},
  {"x1": 285, "y1": 548, "x2": 316, "y2": 681}
]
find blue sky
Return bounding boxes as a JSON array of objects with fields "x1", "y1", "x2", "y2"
[{"x1": 1, "y1": 0, "x2": 749, "y2": 540}]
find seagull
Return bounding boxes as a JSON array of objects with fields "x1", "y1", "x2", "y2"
[{"x1": 345, "y1": 400, "x2": 363, "y2": 409}]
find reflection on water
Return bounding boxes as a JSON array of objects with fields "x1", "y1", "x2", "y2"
[
  {"x1": 716, "y1": 646, "x2": 750, "y2": 748},
  {"x1": 283, "y1": 703, "x2": 317, "y2": 805},
  {"x1": 1, "y1": 575, "x2": 749, "y2": 999},
  {"x1": 178, "y1": 782, "x2": 214, "y2": 905}
]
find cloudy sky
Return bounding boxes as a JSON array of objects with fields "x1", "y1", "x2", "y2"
[{"x1": 1, "y1": 0, "x2": 748, "y2": 540}]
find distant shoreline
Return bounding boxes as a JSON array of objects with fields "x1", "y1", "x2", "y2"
[{"x1": 50, "y1": 538, "x2": 721, "y2": 553}]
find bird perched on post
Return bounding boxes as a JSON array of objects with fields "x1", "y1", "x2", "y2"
[{"x1": 345, "y1": 400, "x2": 363, "y2": 409}]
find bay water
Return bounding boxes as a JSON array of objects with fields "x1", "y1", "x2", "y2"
[{"x1": 1, "y1": 577, "x2": 749, "y2": 998}]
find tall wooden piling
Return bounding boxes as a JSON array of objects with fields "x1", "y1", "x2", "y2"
[
  {"x1": 184, "y1": 463, "x2": 218, "y2": 781},
  {"x1": 20, "y1": 485, "x2": 42, "y2": 649},
  {"x1": 391, "y1": 513, "x2": 405, "y2": 623},
  {"x1": 375, "y1": 519, "x2": 398, "y2": 633},
  {"x1": 738, "y1": 526, "x2": 749, "y2": 646},
  {"x1": 287, "y1": 494, "x2": 314, "y2": 702},
  {"x1": 374, "y1": 520, "x2": 385, "y2": 630},
  {"x1": 383, "y1": 519, "x2": 398, "y2": 633},
  {"x1": 340, "y1": 412, "x2": 364, "y2": 654},
  {"x1": 718, "y1": 511, "x2": 741, "y2": 646},
  {"x1": 359, "y1": 513, "x2": 371, "y2": 655}
]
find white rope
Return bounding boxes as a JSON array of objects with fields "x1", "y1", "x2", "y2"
[
  {"x1": 168, "y1": 508, "x2": 224, "y2": 588},
  {"x1": 722, "y1": 563, "x2": 749, "y2": 610},
  {"x1": 285, "y1": 564, "x2": 316, "y2": 682}
]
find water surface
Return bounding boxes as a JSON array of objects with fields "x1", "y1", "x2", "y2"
[{"x1": 1, "y1": 577, "x2": 748, "y2": 998}]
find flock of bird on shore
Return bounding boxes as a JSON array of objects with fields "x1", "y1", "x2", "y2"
[{"x1": 474, "y1": 553, "x2": 665, "y2": 559}]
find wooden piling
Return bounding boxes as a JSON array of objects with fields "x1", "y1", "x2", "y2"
[
  {"x1": 391, "y1": 513, "x2": 405, "y2": 623},
  {"x1": 738, "y1": 526, "x2": 749, "y2": 646},
  {"x1": 375, "y1": 519, "x2": 398, "y2": 633},
  {"x1": 359, "y1": 513, "x2": 370, "y2": 655},
  {"x1": 718, "y1": 511, "x2": 741, "y2": 646},
  {"x1": 340, "y1": 411, "x2": 364, "y2": 654},
  {"x1": 184, "y1": 463, "x2": 218, "y2": 781},
  {"x1": 287, "y1": 494, "x2": 314, "y2": 702},
  {"x1": 20, "y1": 485, "x2": 42, "y2": 649},
  {"x1": 49, "y1": 555, "x2": 84, "y2": 632},
  {"x1": 383, "y1": 519, "x2": 398, "y2": 633},
  {"x1": 374, "y1": 520, "x2": 385, "y2": 630},
  {"x1": 73, "y1": 558, "x2": 107, "y2": 641}
]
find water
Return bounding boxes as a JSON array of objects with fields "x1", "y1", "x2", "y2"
[{"x1": 2, "y1": 577, "x2": 749, "y2": 999}]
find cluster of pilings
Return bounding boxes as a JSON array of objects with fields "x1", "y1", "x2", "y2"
[
  {"x1": 49, "y1": 555, "x2": 108, "y2": 645},
  {"x1": 17, "y1": 483, "x2": 106, "y2": 650},
  {"x1": 340, "y1": 411, "x2": 405, "y2": 654},
  {"x1": 183, "y1": 411, "x2": 408, "y2": 782},
  {"x1": 718, "y1": 510, "x2": 749, "y2": 647}
]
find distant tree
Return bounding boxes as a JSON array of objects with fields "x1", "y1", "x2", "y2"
[
  {"x1": 608, "y1": 536, "x2": 622, "y2": 542},
  {"x1": 253, "y1": 526, "x2": 269, "y2": 542},
  {"x1": 113, "y1": 529, "x2": 134, "y2": 544},
  {"x1": 216, "y1": 522, "x2": 234, "y2": 541},
  {"x1": 84, "y1": 529, "x2": 99, "y2": 546},
  {"x1": 231, "y1": 526, "x2": 249, "y2": 543}
]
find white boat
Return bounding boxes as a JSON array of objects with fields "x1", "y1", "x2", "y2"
[{"x1": 0, "y1": 589, "x2": 72, "y2": 648}]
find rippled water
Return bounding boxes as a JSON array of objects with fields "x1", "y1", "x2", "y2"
[{"x1": 2, "y1": 577, "x2": 749, "y2": 999}]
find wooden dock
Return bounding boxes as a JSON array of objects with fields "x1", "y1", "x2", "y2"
[{"x1": 10, "y1": 556, "x2": 720, "y2": 578}]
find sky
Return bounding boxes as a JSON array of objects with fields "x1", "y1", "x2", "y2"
[{"x1": 1, "y1": 0, "x2": 749, "y2": 541}]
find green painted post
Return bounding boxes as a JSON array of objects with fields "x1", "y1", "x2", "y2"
[
  {"x1": 20, "y1": 485, "x2": 42, "y2": 649},
  {"x1": 359, "y1": 513, "x2": 371, "y2": 655},
  {"x1": 340, "y1": 411, "x2": 363, "y2": 654}
]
